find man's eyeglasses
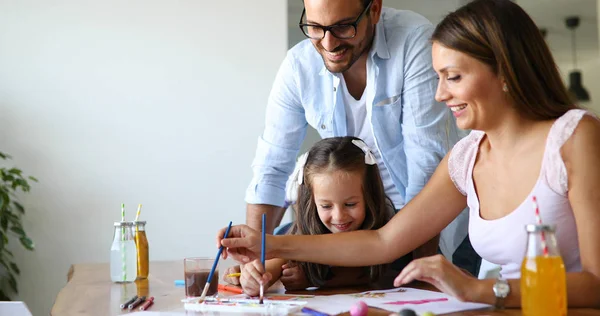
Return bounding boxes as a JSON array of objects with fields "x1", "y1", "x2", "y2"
[{"x1": 299, "y1": 0, "x2": 373, "y2": 40}]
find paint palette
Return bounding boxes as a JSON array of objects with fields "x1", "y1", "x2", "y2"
[{"x1": 183, "y1": 296, "x2": 307, "y2": 314}]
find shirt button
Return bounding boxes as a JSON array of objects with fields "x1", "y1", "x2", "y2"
[
  {"x1": 321, "y1": 124, "x2": 326, "y2": 130},
  {"x1": 333, "y1": 87, "x2": 337, "y2": 92}
]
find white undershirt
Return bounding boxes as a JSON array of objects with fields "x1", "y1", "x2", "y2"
[{"x1": 341, "y1": 76, "x2": 403, "y2": 209}]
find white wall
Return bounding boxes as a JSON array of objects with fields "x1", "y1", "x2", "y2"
[{"x1": 0, "y1": 1, "x2": 287, "y2": 315}]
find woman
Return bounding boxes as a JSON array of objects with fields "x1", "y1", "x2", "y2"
[{"x1": 217, "y1": 0, "x2": 600, "y2": 307}]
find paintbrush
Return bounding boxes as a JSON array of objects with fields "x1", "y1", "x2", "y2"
[{"x1": 198, "y1": 221, "x2": 232, "y2": 303}]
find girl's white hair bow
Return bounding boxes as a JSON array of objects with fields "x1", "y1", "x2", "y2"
[{"x1": 351, "y1": 139, "x2": 377, "y2": 165}]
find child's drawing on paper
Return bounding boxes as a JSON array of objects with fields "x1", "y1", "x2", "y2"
[
  {"x1": 349, "y1": 288, "x2": 406, "y2": 298},
  {"x1": 384, "y1": 298, "x2": 449, "y2": 305}
]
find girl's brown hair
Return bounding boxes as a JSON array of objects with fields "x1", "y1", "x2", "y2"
[
  {"x1": 288, "y1": 136, "x2": 391, "y2": 287},
  {"x1": 432, "y1": 0, "x2": 578, "y2": 120}
]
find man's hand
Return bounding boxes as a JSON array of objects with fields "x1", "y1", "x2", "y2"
[{"x1": 246, "y1": 204, "x2": 286, "y2": 233}]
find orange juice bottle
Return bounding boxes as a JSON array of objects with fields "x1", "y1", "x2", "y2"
[
  {"x1": 521, "y1": 224, "x2": 566, "y2": 316},
  {"x1": 133, "y1": 221, "x2": 149, "y2": 279}
]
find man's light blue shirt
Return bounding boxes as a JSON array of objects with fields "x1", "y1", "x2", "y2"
[{"x1": 246, "y1": 8, "x2": 462, "y2": 210}]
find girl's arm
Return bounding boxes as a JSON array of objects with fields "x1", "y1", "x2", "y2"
[
  {"x1": 270, "y1": 153, "x2": 467, "y2": 266},
  {"x1": 467, "y1": 116, "x2": 600, "y2": 307},
  {"x1": 264, "y1": 258, "x2": 287, "y2": 289}
]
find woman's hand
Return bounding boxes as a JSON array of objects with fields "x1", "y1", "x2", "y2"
[
  {"x1": 393, "y1": 254, "x2": 478, "y2": 302},
  {"x1": 280, "y1": 261, "x2": 310, "y2": 290},
  {"x1": 239, "y1": 259, "x2": 272, "y2": 296}
]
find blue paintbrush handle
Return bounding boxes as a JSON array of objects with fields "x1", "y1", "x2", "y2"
[
  {"x1": 208, "y1": 221, "x2": 232, "y2": 282},
  {"x1": 261, "y1": 214, "x2": 266, "y2": 267}
]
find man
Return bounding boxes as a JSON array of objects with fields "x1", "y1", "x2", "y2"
[{"x1": 245, "y1": 0, "x2": 476, "y2": 274}]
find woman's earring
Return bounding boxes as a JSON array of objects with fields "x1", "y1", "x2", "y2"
[{"x1": 502, "y1": 83, "x2": 509, "y2": 92}]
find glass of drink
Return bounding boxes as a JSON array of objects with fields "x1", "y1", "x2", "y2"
[
  {"x1": 110, "y1": 222, "x2": 138, "y2": 283},
  {"x1": 184, "y1": 257, "x2": 218, "y2": 297},
  {"x1": 521, "y1": 224, "x2": 567, "y2": 315},
  {"x1": 133, "y1": 221, "x2": 149, "y2": 279}
]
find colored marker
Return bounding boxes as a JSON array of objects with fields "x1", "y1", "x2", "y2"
[
  {"x1": 218, "y1": 283, "x2": 244, "y2": 294},
  {"x1": 120, "y1": 295, "x2": 137, "y2": 309},
  {"x1": 139, "y1": 296, "x2": 155, "y2": 311},
  {"x1": 128, "y1": 296, "x2": 146, "y2": 310}
]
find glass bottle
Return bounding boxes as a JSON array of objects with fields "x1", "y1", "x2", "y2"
[
  {"x1": 110, "y1": 222, "x2": 138, "y2": 283},
  {"x1": 133, "y1": 221, "x2": 149, "y2": 279},
  {"x1": 520, "y1": 224, "x2": 567, "y2": 316}
]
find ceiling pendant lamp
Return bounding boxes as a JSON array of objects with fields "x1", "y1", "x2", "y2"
[{"x1": 565, "y1": 16, "x2": 590, "y2": 102}]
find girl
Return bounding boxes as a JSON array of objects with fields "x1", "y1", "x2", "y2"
[{"x1": 236, "y1": 136, "x2": 411, "y2": 296}]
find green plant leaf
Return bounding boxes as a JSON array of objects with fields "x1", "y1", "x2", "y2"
[
  {"x1": 3, "y1": 174, "x2": 15, "y2": 183},
  {"x1": 0, "y1": 289, "x2": 10, "y2": 301},
  {"x1": 9, "y1": 262, "x2": 20, "y2": 275},
  {"x1": 7, "y1": 168, "x2": 22, "y2": 176},
  {"x1": 19, "y1": 237, "x2": 34, "y2": 251},
  {"x1": 10, "y1": 226, "x2": 25, "y2": 236},
  {"x1": 0, "y1": 152, "x2": 11, "y2": 160},
  {"x1": 8, "y1": 273, "x2": 17, "y2": 293},
  {"x1": 1, "y1": 216, "x2": 7, "y2": 232},
  {"x1": 15, "y1": 178, "x2": 30, "y2": 191},
  {"x1": 0, "y1": 258, "x2": 9, "y2": 271},
  {"x1": 12, "y1": 202, "x2": 24, "y2": 214},
  {"x1": 3, "y1": 249, "x2": 13, "y2": 257},
  {"x1": 28, "y1": 176, "x2": 38, "y2": 182},
  {"x1": 5, "y1": 212, "x2": 20, "y2": 226},
  {"x1": 0, "y1": 230, "x2": 7, "y2": 246}
]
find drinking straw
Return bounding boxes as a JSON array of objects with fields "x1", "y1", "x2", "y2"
[
  {"x1": 121, "y1": 203, "x2": 127, "y2": 282},
  {"x1": 135, "y1": 204, "x2": 142, "y2": 222},
  {"x1": 198, "y1": 221, "x2": 233, "y2": 303},
  {"x1": 532, "y1": 196, "x2": 549, "y2": 256}
]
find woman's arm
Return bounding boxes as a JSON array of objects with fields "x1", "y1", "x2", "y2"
[
  {"x1": 270, "y1": 153, "x2": 467, "y2": 266},
  {"x1": 466, "y1": 116, "x2": 600, "y2": 307}
]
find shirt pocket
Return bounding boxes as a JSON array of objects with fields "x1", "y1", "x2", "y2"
[{"x1": 374, "y1": 94, "x2": 401, "y2": 107}]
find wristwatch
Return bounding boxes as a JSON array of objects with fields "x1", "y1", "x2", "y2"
[{"x1": 492, "y1": 278, "x2": 510, "y2": 309}]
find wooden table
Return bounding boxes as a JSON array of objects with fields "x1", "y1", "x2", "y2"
[{"x1": 51, "y1": 261, "x2": 600, "y2": 315}]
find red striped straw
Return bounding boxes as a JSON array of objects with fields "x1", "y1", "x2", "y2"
[{"x1": 532, "y1": 196, "x2": 549, "y2": 256}]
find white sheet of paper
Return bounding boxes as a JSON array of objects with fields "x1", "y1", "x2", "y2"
[
  {"x1": 304, "y1": 288, "x2": 491, "y2": 315},
  {"x1": 0, "y1": 301, "x2": 32, "y2": 316}
]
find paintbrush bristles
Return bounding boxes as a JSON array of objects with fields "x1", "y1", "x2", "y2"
[{"x1": 197, "y1": 282, "x2": 211, "y2": 303}]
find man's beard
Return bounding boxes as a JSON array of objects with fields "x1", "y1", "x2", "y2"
[{"x1": 319, "y1": 23, "x2": 374, "y2": 74}]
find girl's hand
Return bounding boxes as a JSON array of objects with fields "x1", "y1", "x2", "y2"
[
  {"x1": 280, "y1": 261, "x2": 310, "y2": 290},
  {"x1": 393, "y1": 254, "x2": 477, "y2": 302},
  {"x1": 223, "y1": 265, "x2": 241, "y2": 285},
  {"x1": 240, "y1": 259, "x2": 272, "y2": 296}
]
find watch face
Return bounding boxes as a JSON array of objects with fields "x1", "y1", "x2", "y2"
[{"x1": 494, "y1": 281, "x2": 510, "y2": 297}]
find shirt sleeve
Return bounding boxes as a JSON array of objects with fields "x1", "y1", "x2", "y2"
[
  {"x1": 244, "y1": 52, "x2": 308, "y2": 207},
  {"x1": 401, "y1": 24, "x2": 456, "y2": 203}
]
